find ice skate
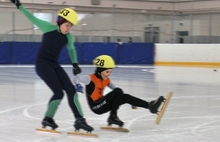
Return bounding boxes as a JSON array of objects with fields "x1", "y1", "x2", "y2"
[
  {"x1": 74, "y1": 118, "x2": 93, "y2": 132},
  {"x1": 155, "y1": 92, "x2": 172, "y2": 124},
  {"x1": 149, "y1": 96, "x2": 165, "y2": 114},
  {"x1": 101, "y1": 114, "x2": 129, "y2": 132},
  {"x1": 67, "y1": 118, "x2": 98, "y2": 137},
  {"x1": 107, "y1": 114, "x2": 124, "y2": 127},
  {"x1": 36, "y1": 116, "x2": 60, "y2": 134}
]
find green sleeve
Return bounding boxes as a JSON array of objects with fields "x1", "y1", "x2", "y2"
[
  {"x1": 67, "y1": 33, "x2": 78, "y2": 63},
  {"x1": 19, "y1": 5, "x2": 57, "y2": 33}
]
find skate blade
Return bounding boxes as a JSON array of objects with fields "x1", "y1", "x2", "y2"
[
  {"x1": 101, "y1": 126, "x2": 129, "y2": 132},
  {"x1": 36, "y1": 128, "x2": 60, "y2": 134},
  {"x1": 132, "y1": 106, "x2": 138, "y2": 110},
  {"x1": 155, "y1": 92, "x2": 173, "y2": 124},
  {"x1": 67, "y1": 131, "x2": 98, "y2": 137}
]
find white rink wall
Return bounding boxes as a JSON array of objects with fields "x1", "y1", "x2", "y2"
[{"x1": 154, "y1": 44, "x2": 220, "y2": 66}]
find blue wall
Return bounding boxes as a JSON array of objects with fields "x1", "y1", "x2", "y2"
[{"x1": 0, "y1": 42, "x2": 154, "y2": 65}]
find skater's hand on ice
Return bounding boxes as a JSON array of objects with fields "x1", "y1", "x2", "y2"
[
  {"x1": 72, "y1": 63, "x2": 82, "y2": 75},
  {"x1": 10, "y1": 0, "x2": 21, "y2": 8},
  {"x1": 76, "y1": 83, "x2": 84, "y2": 93}
]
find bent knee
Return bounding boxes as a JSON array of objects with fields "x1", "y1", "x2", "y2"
[{"x1": 113, "y1": 88, "x2": 123, "y2": 95}]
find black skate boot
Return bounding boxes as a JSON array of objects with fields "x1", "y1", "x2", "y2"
[
  {"x1": 74, "y1": 118, "x2": 94, "y2": 132},
  {"x1": 42, "y1": 116, "x2": 58, "y2": 130},
  {"x1": 149, "y1": 96, "x2": 165, "y2": 114},
  {"x1": 108, "y1": 114, "x2": 124, "y2": 127}
]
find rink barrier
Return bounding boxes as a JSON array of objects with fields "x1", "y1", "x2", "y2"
[
  {"x1": 155, "y1": 62, "x2": 220, "y2": 67},
  {"x1": 0, "y1": 42, "x2": 154, "y2": 65}
]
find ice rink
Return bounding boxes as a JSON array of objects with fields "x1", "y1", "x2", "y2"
[{"x1": 0, "y1": 65, "x2": 219, "y2": 142}]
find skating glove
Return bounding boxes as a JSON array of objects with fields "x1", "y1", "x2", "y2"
[
  {"x1": 10, "y1": 0, "x2": 21, "y2": 8},
  {"x1": 72, "y1": 63, "x2": 82, "y2": 75},
  {"x1": 76, "y1": 83, "x2": 84, "y2": 93}
]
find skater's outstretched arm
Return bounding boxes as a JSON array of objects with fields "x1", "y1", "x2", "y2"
[{"x1": 10, "y1": 0, "x2": 57, "y2": 33}]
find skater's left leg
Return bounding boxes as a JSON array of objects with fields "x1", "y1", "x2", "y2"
[
  {"x1": 36, "y1": 62, "x2": 64, "y2": 129},
  {"x1": 148, "y1": 96, "x2": 165, "y2": 113},
  {"x1": 111, "y1": 88, "x2": 164, "y2": 114}
]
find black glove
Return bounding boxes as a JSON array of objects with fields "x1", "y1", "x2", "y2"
[
  {"x1": 72, "y1": 63, "x2": 82, "y2": 75},
  {"x1": 10, "y1": 0, "x2": 21, "y2": 8}
]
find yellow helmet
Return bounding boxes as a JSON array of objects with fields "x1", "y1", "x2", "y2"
[
  {"x1": 93, "y1": 55, "x2": 115, "y2": 68},
  {"x1": 58, "y1": 8, "x2": 78, "y2": 25}
]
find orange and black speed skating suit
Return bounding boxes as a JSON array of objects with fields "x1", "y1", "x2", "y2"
[{"x1": 73, "y1": 72, "x2": 150, "y2": 116}]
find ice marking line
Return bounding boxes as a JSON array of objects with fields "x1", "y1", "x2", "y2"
[
  {"x1": 0, "y1": 136, "x2": 21, "y2": 141},
  {"x1": 191, "y1": 120, "x2": 219, "y2": 135},
  {"x1": 23, "y1": 107, "x2": 41, "y2": 120},
  {"x1": 23, "y1": 103, "x2": 96, "y2": 127},
  {"x1": 137, "y1": 114, "x2": 220, "y2": 123},
  {"x1": 0, "y1": 103, "x2": 47, "y2": 114},
  {"x1": 171, "y1": 95, "x2": 220, "y2": 99},
  {"x1": 126, "y1": 114, "x2": 152, "y2": 129},
  {"x1": 33, "y1": 137, "x2": 56, "y2": 142},
  {"x1": 23, "y1": 105, "x2": 73, "y2": 123},
  {"x1": 194, "y1": 125, "x2": 220, "y2": 133}
]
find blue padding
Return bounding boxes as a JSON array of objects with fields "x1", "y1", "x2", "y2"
[
  {"x1": 58, "y1": 43, "x2": 82, "y2": 64},
  {"x1": 0, "y1": 42, "x2": 154, "y2": 65},
  {"x1": 81, "y1": 43, "x2": 118, "y2": 64},
  {"x1": 0, "y1": 42, "x2": 11, "y2": 64},
  {"x1": 118, "y1": 43, "x2": 154, "y2": 64},
  {"x1": 12, "y1": 42, "x2": 40, "y2": 64}
]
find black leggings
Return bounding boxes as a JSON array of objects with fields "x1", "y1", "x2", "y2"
[
  {"x1": 36, "y1": 60, "x2": 82, "y2": 118},
  {"x1": 88, "y1": 88, "x2": 149, "y2": 116}
]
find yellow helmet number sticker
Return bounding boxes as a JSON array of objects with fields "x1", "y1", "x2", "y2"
[
  {"x1": 59, "y1": 9, "x2": 70, "y2": 17},
  {"x1": 94, "y1": 58, "x2": 105, "y2": 67}
]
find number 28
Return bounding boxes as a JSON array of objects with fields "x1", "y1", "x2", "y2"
[{"x1": 95, "y1": 59, "x2": 105, "y2": 67}]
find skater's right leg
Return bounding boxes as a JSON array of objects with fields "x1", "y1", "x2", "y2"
[
  {"x1": 36, "y1": 61, "x2": 64, "y2": 129},
  {"x1": 107, "y1": 114, "x2": 124, "y2": 127},
  {"x1": 55, "y1": 67, "x2": 94, "y2": 132},
  {"x1": 87, "y1": 89, "x2": 126, "y2": 127}
]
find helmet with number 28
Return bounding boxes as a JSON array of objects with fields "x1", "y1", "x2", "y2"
[
  {"x1": 58, "y1": 8, "x2": 78, "y2": 25},
  {"x1": 93, "y1": 55, "x2": 115, "y2": 68}
]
